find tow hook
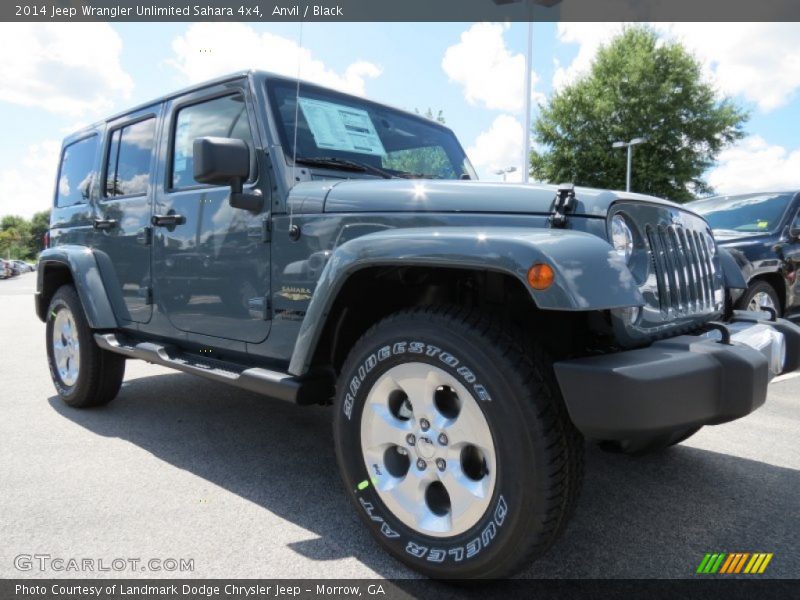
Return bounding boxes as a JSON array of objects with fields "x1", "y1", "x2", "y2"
[
  {"x1": 705, "y1": 322, "x2": 732, "y2": 345},
  {"x1": 705, "y1": 318, "x2": 789, "y2": 376}
]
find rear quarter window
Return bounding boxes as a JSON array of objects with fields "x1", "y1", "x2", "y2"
[
  {"x1": 105, "y1": 118, "x2": 156, "y2": 197},
  {"x1": 56, "y1": 135, "x2": 99, "y2": 208}
]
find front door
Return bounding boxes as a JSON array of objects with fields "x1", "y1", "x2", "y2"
[
  {"x1": 152, "y1": 83, "x2": 271, "y2": 344},
  {"x1": 92, "y1": 108, "x2": 159, "y2": 324}
]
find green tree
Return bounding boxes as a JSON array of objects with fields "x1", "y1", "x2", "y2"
[
  {"x1": 27, "y1": 210, "x2": 51, "y2": 256},
  {"x1": 0, "y1": 216, "x2": 30, "y2": 260},
  {"x1": 1, "y1": 215, "x2": 28, "y2": 232},
  {"x1": 0, "y1": 211, "x2": 50, "y2": 260},
  {"x1": 531, "y1": 26, "x2": 748, "y2": 201}
]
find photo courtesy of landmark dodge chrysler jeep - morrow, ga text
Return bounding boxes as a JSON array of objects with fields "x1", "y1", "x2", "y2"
[{"x1": 36, "y1": 71, "x2": 800, "y2": 579}]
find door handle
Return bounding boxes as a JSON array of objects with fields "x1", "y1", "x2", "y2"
[
  {"x1": 151, "y1": 214, "x2": 186, "y2": 227},
  {"x1": 93, "y1": 218, "x2": 117, "y2": 231}
]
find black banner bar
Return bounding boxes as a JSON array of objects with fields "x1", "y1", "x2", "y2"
[
  {"x1": 3, "y1": 579, "x2": 800, "y2": 600},
  {"x1": 4, "y1": 0, "x2": 800, "y2": 22}
]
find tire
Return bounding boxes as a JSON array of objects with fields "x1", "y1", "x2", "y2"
[
  {"x1": 333, "y1": 306, "x2": 584, "y2": 579},
  {"x1": 46, "y1": 285, "x2": 126, "y2": 408},
  {"x1": 736, "y1": 280, "x2": 781, "y2": 317},
  {"x1": 597, "y1": 426, "x2": 702, "y2": 455}
]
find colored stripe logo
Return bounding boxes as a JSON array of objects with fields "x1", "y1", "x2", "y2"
[{"x1": 696, "y1": 552, "x2": 773, "y2": 574}]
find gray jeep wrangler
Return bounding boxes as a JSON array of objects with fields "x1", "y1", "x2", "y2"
[{"x1": 37, "y1": 70, "x2": 800, "y2": 579}]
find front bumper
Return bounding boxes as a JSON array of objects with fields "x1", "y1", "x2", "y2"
[{"x1": 554, "y1": 313, "x2": 800, "y2": 440}]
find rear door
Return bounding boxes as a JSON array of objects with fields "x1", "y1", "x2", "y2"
[
  {"x1": 152, "y1": 81, "x2": 272, "y2": 343},
  {"x1": 92, "y1": 108, "x2": 159, "y2": 324}
]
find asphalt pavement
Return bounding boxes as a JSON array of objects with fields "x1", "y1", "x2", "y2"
[{"x1": 1, "y1": 272, "x2": 798, "y2": 579}]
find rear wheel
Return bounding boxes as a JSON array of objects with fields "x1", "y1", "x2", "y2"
[
  {"x1": 46, "y1": 285, "x2": 125, "y2": 408},
  {"x1": 333, "y1": 306, "x2": 584, "y2": 579}
]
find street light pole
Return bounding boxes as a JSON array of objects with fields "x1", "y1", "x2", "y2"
[
  {"x1": 522, "y1": 18, "x2": 533, "y2": 183},
  {"x1": 493, "y1": 0, "x2": 563, "y2": 183},
  {"x1": 625, "y1": 144, "x2": 633, "y2": 192},
  {"x1": 612, "y1": 137, "x2": 647, "y2": 192},
  {"x1": 494, "y1": 166, "x2": 517, "y2": 181}
]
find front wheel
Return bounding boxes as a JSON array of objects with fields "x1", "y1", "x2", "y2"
[
  {"x1": 736, "y1": 280, "x2": 781, "y2": 317},
  {"x1": 46, "y1": 285, "x2": 126, "y2": 408},
  {"x1": 333, "y1": 306, "x2": 584, "y2": 579}
]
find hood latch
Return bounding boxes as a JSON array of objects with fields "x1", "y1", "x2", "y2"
[{"x1": 549, "y1": 183, "x2": 575, "y2": 228}]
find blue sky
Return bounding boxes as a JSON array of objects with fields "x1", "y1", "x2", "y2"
[{"x1": 1, "y1": 21, "x2": 798, "y2": 218}]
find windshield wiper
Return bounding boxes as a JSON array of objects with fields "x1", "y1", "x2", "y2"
[{"x1": 295, "y1": 156, "x2": 395, "y2": 179}]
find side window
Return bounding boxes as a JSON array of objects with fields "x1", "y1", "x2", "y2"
[
  {"x1": 56, "y1": 135, "x2": 99, "y2": 207},
  {"x1": 105, "y1": 118, "x2": 156, "y2": 197},
  {"x1": 171, "y1": 94, "x2": 254, "y2": 189}
]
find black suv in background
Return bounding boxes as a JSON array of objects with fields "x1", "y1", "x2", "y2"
[{"x1": 689, "y1": 191, "x2": 800, "y2": 318}]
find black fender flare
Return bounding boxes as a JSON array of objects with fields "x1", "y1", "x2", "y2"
[{"x1": 36, "y1": 246, "x2": 118, "y2": 329}]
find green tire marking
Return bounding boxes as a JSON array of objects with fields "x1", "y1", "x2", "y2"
[
  {"x1": 710, "y1": 553, "x2": 726, "y2": 573},
  {"x1": 697, "y1": 553, "x2": 712, "y2": 574},
  {"x1": 357, "y1": 480, "x2": 369, "y2": 491},
  {"x1": 704, "y1": 554, "x2": 719, "y2": 573}
]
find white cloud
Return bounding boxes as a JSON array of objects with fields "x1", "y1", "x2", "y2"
[
  {"x1": 467, "y1": 114, "x2": 524, "y2": 180},
  {"x1": 168, "y1": 24, "x2": 381, "y2": 95},
  {"x1": 442, "y1": 22, "x2": 543, "y2": 113},
  {"x1": 0, "y1": 140, "x2": 61, "y2": 219},
  {"x1": 0, "y1": 23, "x2": 132, "y2": 117},
  {"x1": 553, "y1": 23, "x2": 800, "y2": 112},
  {"x1": 707, "y1": 136, "x2": 800, "y2": 194},
  {"x1": 661, "y1": 23, "x2": 800, "y2": 112},
  {"x1": 552, "y1": 23, "x2": 623, "y2": 92}
]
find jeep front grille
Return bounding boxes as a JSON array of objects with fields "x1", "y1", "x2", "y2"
[{"x1": 646, "y1": 224, "x2": 716, "y2": 316}]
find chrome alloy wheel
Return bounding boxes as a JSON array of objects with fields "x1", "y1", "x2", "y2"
[
  {"x1": 360, "y1": 363, "x2": 496, "y2": 537},
  {"x1": 748, "y1": 291, "x2": 777, "y2": 314},
  {"x1": 52, "y1": 306, "x2": 80, "y2": 387}
]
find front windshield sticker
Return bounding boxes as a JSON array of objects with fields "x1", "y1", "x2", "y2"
[{"x1": 298, "y1": 97, "x2": 386, "y2": 156}]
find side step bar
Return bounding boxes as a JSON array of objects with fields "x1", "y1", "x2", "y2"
[{"x1": 94, "y1": 333, "x2": 333, "y2": 405}]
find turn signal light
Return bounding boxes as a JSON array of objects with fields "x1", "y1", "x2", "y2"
[{"x1": 527, "y1": 263, "x2": 555, "y2": 290}]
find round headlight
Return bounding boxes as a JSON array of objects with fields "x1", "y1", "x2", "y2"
[
  {"x1": 611, "y1": 214, "x2": 634, "y2": 262},
  {"x1": 704, "y1": 230, "x2": 717, "y2": 257}
]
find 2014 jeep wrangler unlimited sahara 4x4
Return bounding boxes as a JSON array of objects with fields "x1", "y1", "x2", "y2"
[{"x1": 37, "y1": 71, "x2": 800, "y2": 579}]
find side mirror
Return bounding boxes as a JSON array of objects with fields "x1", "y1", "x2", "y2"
[
  {"x1": 193, "y1": 137, "x2": 263, "y2": 212},
  {"x1": 790, "y1": 226, "x2": 800, "y2": 241}
]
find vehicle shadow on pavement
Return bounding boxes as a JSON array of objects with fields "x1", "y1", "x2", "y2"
[{"x1": 49, "y1": 371, "x2": 799, "y2": 580}]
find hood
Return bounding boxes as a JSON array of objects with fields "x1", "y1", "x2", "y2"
[
  {"x1": 288, "y1": 179, "x2": 687, "y2": 217},
  {"x1": 713, "y1": 230, "x2": 771, "y2": 244}
]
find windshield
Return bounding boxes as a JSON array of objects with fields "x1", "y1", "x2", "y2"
[
  {"x1": 689, "y1": 193, "x2": 794, "y2": 234},
  {"x1": 267, "y1": 79, "x2": 476, "y2": 180}
]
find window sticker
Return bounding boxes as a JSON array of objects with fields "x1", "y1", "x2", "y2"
[{"x1": 298, "y1": 97, "x2": 386, "y2": 156}]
